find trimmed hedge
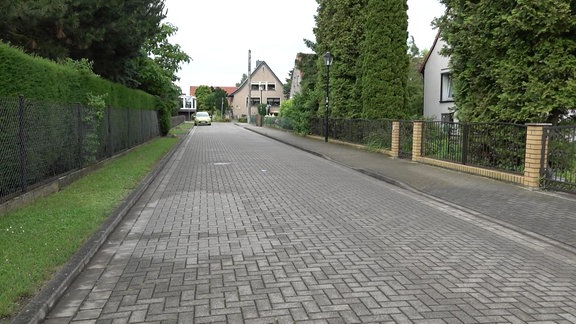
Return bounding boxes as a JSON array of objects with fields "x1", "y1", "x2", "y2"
[{"x1": 0, "y1": 43, "x2": 157, "y2": 110}]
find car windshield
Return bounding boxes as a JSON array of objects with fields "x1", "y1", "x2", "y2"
[{"x1": 196, "y1": 112, "x2": 209, "y2": 117}]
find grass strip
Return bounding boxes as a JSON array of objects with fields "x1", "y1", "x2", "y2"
[{"x1": 0, "y1": 122, "x2": 192, "y2": 319}]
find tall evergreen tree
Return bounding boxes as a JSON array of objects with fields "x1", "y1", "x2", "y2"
[
  {"x1": 314, "y1": 0, "x2": 366, "y2": 118},
  {"x1": 436, "y1": 0, "x2": 576, "y2": 124},
  {"x1": 360, "y1": 0, "x2": 409, "y2": 119},
  {"x1": 0, "y1": 0, "x2": 166, "y2": 86}
]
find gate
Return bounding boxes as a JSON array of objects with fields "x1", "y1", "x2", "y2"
[{"x1": 542, "y1": 125, "x2": 576, "y2": 193}]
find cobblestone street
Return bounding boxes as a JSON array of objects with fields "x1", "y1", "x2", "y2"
[{"x1": 43, "y1": 123, "x2": 576, "y2": 323}]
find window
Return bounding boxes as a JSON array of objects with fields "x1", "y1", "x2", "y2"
[
  {"x1": 251, "y1": 82, "x2": 275, "y2": 91},
  {"x1": 267, "y1": 98, "x2": 281, "y2": 106},
  {"x1": 441, "y1": 112, "x2": 454, "y2": 123},
  {"x1": 441, "y1": 72, "x2": 454, "y2": 102},
  {"x1": 250, "y1": 97, "x2": 260, "y2": 105}
]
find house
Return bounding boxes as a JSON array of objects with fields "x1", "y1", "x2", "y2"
[
  {"x1": 229, "y1": 60, "x2": 284, "y2": 118},
  {"x1": 289, "y1": 53, "x2": 304, "y2": 99},
  {"x1": 178, "y1": 94, "x2": 197, "y2": 120},
  {"x1": 189, "y1": 86, "x2": 238, "y2": 97},
  {"x1": 289, "y1": 53, "x2": 316, "y2": 99},
  {"x1": 185, "y1": 86, "x2": 237, "y2": 118},
  {"x1": 420, "y1": 32, "x2": 455, "y2": 122}
]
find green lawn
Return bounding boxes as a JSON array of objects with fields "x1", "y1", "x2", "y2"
[{"x1": 0, "y1": 122, "x2": 192, "y2": 320}]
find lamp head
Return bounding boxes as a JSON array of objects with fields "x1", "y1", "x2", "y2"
[{"x1": 323, "y1": 51, "x2": 333, "y2": 66}]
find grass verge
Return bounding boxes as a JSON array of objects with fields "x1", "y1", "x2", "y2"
[{"x1": 0, "y1": 122, "x2": 192, "y2": 320}]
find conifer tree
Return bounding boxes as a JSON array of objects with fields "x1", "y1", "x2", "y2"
[
  {"x1": 360, "y1": 0, "x2": 409, "y2": 119},
  {"x1": 314, "y1": 0, "x2": 366, "y2": 118},
  {"x1": 436, "y1": 0, "x2": 576, "y2": 124}
]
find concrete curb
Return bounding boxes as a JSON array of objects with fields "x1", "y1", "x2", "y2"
[{"x1": 10, "y1": 135, "x2": 186, "y2": 324}]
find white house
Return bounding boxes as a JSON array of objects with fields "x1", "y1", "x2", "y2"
[{"x1": 420, "y1": 32, "x2": 455, "y2": 122}]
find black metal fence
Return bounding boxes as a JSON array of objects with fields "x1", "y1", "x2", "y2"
[
  {"x1": 0, "y1": 96, "x2": 160, "y2": 203},
  {"x1": 422, "y1": 121, "x2": 527, "y2": 174},
  {"x1": 543, "y1": 125, "x2": 576, "y2": 192},
  {"x1": 310, "y1": 117, "x2": 394, "y2": 150},
  {"x1": 264, "y1": 116, "x2": 576, "y2": 193}
]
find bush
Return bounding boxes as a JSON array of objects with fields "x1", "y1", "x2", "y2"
[{"x1": 158, "y1": 105, "x2": 171, "y2": 136}]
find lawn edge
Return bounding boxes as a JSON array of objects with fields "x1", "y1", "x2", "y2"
[{"x1": 10, "y1": 135, "x2": 185, "y2": 324}]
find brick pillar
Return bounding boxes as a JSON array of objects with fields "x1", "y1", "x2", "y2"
[
  {"x1": 391, "y1": 121, "x2": 400, "y2": 158},
  {"x1": 523, "y1": 123, "x2": 550, "y2": 189},
  {"x1": 412, "y1": 121, "x2": 424, "y2": 161}
]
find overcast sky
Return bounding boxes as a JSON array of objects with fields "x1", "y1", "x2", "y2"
[{"x1": 163, "y1": 0, "x2": 445, "y2": 93}]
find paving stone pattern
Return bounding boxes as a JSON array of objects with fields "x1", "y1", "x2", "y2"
[{"x1": 46, "y1": 124, "x2": 576, "y2": 323}]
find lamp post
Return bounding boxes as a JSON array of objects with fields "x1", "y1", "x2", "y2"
[
  {"x1": 260, "y1": 83, "x2": 265, "y2": 107},
  {"x1": 323, "y1": 51, "x2": 333, "y2": 142}
]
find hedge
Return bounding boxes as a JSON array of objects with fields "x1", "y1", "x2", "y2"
[{"x1": 0, "y1": 43, "x2": 157, "y2": 110}]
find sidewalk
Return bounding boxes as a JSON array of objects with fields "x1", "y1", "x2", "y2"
[{"x1": 242, "y1": 124, "x2": 576, "y2": 252}]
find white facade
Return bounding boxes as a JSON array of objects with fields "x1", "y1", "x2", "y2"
[{"x1": 421, "y1": 35, "x2": 455, "y2": 121}]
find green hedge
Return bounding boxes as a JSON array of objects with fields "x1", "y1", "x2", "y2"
[{"x1": 0, "y1": 43, "x2": 157, "y2": 109}]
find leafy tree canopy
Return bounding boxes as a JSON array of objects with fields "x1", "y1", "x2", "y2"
[
  {"x1": 436, "y1": 0, "x2": 576, "y2": 124},
  {"x1": 195, "y1": 85, "x2": 213, "y2": 111}
]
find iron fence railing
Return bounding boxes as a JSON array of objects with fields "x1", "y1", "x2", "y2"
[
  {"x1": 0, "y1": 96, "x2": 160, "y2": 203},
  {"x1": 310, "y1": 117, "x2": 394, "y2": 150},
  {"x1": 263, "y1": 116, "x2": 294, "y2": 130},
  {"x1": 543, "y1": 125, "x2": 576, "y2": 192},
  {"x1": 266, "y1": 117, "x2": 576, "y2": 193},
  {"x1": 422, "y1": 121, "x2": 526, "y2": 174}
]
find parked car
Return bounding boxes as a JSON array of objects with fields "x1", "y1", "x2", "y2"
[{"x1": 194, "y1": 111, "x2": 212, "y2": 126}]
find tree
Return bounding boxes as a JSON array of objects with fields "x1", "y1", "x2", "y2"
[
  {"x1": 0, "y1": 0, "x2": 166, "y2": 86},
  {"x1": 406, "y1": 36, "x2": 424, "y2": 118},
  {"x1": 210, "y1": 87, "x2": 229, "y2": 116},
  {"x1": 436, "y1": 0, "x2": 576, "y2": 124},
  {"x1": 282, "y1": 53, "x2": 320, "y2": 134},
  {"x1": 359, "y1": 0, "x2": 409, "y2": 119},
  {"x1": 314, "y1": 0, "x2": 367, "y2": 118},
  {"x1": 195, "y1": 85, "x2": 213, "y2": 111},
  {"x1": 135, "y1": 22, "x2": 191, "y2": 113},
  {"x1": 236, "y1": 74, "x2": 247, "y2": 87},
  {"x1": 283, "y1": 70, "x2": 293, "y2": 99}
]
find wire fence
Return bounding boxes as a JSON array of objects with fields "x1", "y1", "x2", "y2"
[{"x1": 0, "y1": 96, "x2": 160, "y2": 203}]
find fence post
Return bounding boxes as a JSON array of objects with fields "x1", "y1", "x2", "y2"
[
  {"x1": 523, "y1": 123, "x2": 551, "y2": 189},
  {"x1": 391, "y1": 121, "x2": 400, "y2": 158},
  {"x1": 18, "y1": 96, "x2": 27, "y2": 193},
  {"x1": 107, "y1": 107, "x2": 112, "y2": 157},
  {"x1": 76, "y1": 103, "x2": 84, "y2": 168},
  {"x1": 412, "y1": 121, "x2": 423, "y2": 161},
  {"x1": 461, "y1": 123, "x2": 469, "y2": 165}
]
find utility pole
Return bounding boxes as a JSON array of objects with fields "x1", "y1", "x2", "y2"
[{"x1": 247, "y1": 50, "x2": 252, "y2": 124}]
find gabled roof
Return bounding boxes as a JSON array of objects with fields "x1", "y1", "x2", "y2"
[
  {"x1": 230, "y1": 61, "x2": 284, "y2": 96},
  {"x1": 419, "y1": 30, "x2": 442, "y2": 74},
  {"x1": 189, "y1": 86, "x2": 238, "y2": 96}
]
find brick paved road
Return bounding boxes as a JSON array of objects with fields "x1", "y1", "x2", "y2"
[{"x1": 45, "y1": 123, "x2": 576, "y2": 323}]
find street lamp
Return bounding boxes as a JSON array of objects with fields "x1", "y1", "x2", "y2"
[
  {"x1": 260, "y1": 83, "x2": 265, "y2": 107},
  {"x1": 323, "y1": 51, "x2": 333, "y2": 142}
]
